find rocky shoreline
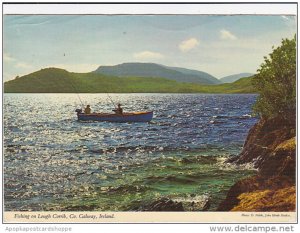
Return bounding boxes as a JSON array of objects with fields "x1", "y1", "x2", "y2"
[
  {"x1": 136, "y1": 115, "x2": 296, "y2": 212},
  {"x1": 218, "y1": 116, "x2": 296, "y2": 211}
]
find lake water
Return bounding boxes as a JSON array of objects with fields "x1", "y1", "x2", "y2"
[{"x1": 4, "y1": 93, "x2": 258, "y2": 211}]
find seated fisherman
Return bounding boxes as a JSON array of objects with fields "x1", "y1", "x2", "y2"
[
  {"x1": 84, "y1": 105, "x2": 91, "y2": 114},
  {"x1": 115, "y1": 103, "x2": 123, "y2": 115}
]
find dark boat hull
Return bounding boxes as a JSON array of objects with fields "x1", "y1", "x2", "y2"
[{"x1": 77, "y1": 111, "x2": 153, "y2": 122}]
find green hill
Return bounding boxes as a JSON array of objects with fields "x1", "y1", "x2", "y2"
[
  {"x1": 220, "y1": 73, "x2": 254, "y2": 83},
  {"x1": 4, "y1": 68, "x2": 255, "y2": 93},
  {"x1": 94, "y1": 62, "x2": 221, "y2": 85}
]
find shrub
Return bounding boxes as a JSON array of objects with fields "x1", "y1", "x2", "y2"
[{"x1": 252, "y1": 35, "x2": 296, "y2": 119}]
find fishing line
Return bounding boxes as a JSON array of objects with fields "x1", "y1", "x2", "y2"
[
  {"x1": 106, "y1": 84, "x2": 117, "y2": 109},
  {"x1": 66, "y1": 74, "x2": 85, "y2": 108},
  {"x1": 61, "y1": 54, "x2": 84, "y2": 109},
  {"x1": 70, "y1": 82, "x2": 84, "y2": 108},
  {"x1": 107, "y1": 92, "x2": 116, "y2": 109}
]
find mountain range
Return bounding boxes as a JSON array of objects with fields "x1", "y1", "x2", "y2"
[
  {"x1": 4, "y1": 63, "x2": 255, "y2": 93},
  {"x1": 220, "y1": 73, "x2": 254, "y2": 83},
  {"x1": 94, "y1": 63, "x2": 222, "y2": 85}
]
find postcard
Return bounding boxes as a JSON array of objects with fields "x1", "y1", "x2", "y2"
[{"x1": 2, "y1": 2, "x2": 297, "y2": 224}]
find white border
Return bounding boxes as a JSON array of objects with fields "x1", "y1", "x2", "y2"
[
  {"x1": 2, "y1": 3, "x2": 297, "y2": 15},
  {"x1": 1, "y1": 1, "x2": 299, "y2": 232}
]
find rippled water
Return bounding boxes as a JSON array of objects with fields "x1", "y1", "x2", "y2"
[{"x1": 4, "y1": 93, "x2": 258, "y2": 211}]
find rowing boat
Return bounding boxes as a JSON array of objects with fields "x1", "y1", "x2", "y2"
[{"x1": 75, "y1": 109, "x2": 153, "y2": 122}]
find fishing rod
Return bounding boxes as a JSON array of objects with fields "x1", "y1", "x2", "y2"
[
  {"x1": 61, "y1": 54, "x2": 84, "y2": 109},
  {"x1": 75, "y1": 92, "x2": 85, "y2": 109},
  {"x1": 58, "y1": 67, "x2": 85, "y2": 108},
  {"x1": 107, "y1": 92, "x2": 117, "y2": 109},
  {"x1": 68, "y1": 78, "x2": 85, "y2": 109}
]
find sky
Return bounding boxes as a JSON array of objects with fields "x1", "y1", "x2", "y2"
[{"x1": 3, "y1": 14, "x2": 296, "y2": 81}]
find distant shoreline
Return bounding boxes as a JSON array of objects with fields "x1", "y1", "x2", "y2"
[{"x1": 4, "y1": 67, "x2": 255, "y2": 94}]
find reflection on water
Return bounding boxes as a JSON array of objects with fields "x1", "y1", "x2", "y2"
[{"x1": 4, "y1": 94, "x2": 258, "y2": 211}]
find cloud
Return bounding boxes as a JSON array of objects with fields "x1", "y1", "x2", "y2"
[
  {"x1": 3, "y1": 53, "x2": 16, "y2": 62},
  {"x1": 220, "y1": 29, "x2": 237, "y2": 40},
  {"x1": 48, "y1": 63, "x2": 100, "y2": 72},
  {"x1": 15, "y1": 62, "x2": 33, "y2": 69},
  {"x1": 133, "y1": 51, "x2": 164, "y2": 60},
  {"x1": 179, "y1": 38, "x2": 199, "y2": 52}
]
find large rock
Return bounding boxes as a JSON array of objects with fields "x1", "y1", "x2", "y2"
[
  {"x1": 231, "y1": 186, "x2": 296, "y2": 212},
  {"x1": 233, "y1": 116, "x2": 295, "y2": 167},
  {"x1": 217, "y1": 175, "x2": 294, "y2": 211},
  {"x1": 139, "y1": 195, "x2": 210, "y2": 211},
  {"x1": 259, "y1": 137, "x2": 295, "y2": 180},
  {"x1": 139, "y1": 198, "x2": 184, "y2": 211},
  {"x1": 218, "y1": 116, "x2": 296, "y2": 211}
]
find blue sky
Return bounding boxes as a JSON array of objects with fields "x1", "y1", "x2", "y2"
[{"x1": 3, "y1": 15, "x2": 296, "y2": 81}]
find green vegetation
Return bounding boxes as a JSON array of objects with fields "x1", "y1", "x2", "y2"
[
  {"x1": 252, "y1": 36, "x2": 296, "y2": 118},
  {"x1": 4, "y1": 67, "x2": 255, "y2": 94}
]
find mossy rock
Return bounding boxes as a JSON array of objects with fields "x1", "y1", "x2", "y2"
[{"x1": 232, "y1": 186, "x2": 296, "y2": 212}]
